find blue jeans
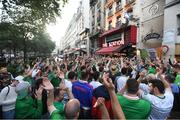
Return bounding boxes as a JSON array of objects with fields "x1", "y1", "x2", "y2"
[{"x1": 3, "y1": 109, "x2": 15, "y2": 119}]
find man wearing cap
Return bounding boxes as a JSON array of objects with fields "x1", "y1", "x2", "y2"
[
  {"x1": 0, "y1": 76, "x2": 22, "y2": 119},
  {"x1": 15, "y1": 78, "x2": 43, "y2": 119}
]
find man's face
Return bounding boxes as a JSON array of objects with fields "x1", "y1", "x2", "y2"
[
  {"x1": 13, "y1": 80, "x2": 19, "y2": 86},
  {"x1": 148, "y1": 83, "x2": 154, "y2": 94}
]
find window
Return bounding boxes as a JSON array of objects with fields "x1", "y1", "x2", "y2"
[
  {"x1": 116, "y1": 0, "x2": 122, "y2": 12},
  {"x1": 116, "y1": 16, "x2": 121, "y2": 27},
  {"x1": 108, "y1": 6, "x2": 113, "y2": 17},
  {"x1": 108, "y1": 21, "x2": 112, "y2": 30},
  {"x1": 177, "y1": 14, "x2": 180, "y2": 35},
  {"x1": 116, "y1": 0, "x2": 121, "y2": 6}
]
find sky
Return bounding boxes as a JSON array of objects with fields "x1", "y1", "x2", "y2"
[{"x1": 46, "y1": 0, "x2": 81, "y2": 46}]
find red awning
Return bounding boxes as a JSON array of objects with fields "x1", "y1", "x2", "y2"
[{"x1": 96, "y1": 46, "x2": 122, "y2": 54}]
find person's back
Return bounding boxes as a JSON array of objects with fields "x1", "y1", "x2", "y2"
[
  {"x1": 15, "y1": 95, "x2": 42, "y2": 119},
  {"x1": 118, "y1": 78, "x2": 151, "y2": 119},
  {"x1": 90, "y1": 71, "x2": 102, "y2": 89},
  {"x1": 15, "y1": 82, "x2": 43, "y2": 119},
  {"x1": 116, "y1": 67, "x2": 129, "y2": 92},
  {"x1": 72, "y1": 71, "x2": 93, "y2": 119},
  {"x1": 117, "y1": 94, "x2": 151, "y2": 119},
  {"x1": 72, "y1": 80, "x2": 93, "y2": 109}
]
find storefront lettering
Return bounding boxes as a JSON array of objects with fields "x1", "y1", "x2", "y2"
[
  {"x1": 103, "y1": 40, "x2": 124, "y2": 47},
  {"x1": 144, "y1": 33, "x2": 160, "y2": 42}
]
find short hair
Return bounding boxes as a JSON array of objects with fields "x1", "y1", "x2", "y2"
[
  {"x1": 93, "y1": 71, "x2": 100, "y2": 81},
  {"x1": 165, "y1": 74, "x2": 175, "y2": 83},
  {"x1": 99, "y1": 66, "x2": 104, "y2": 72},
  {"x1": 68, "y1": 71, "x2": 77, "y2": 80},
  {"x1": 149, "y1": 79, "x2": 165, "y2": 94},
  {"x1": 54, "y1": 88, "x2": 60, "y2": 98},
  {"x1": 121, "y1": 67, "x2": 127, "y2": 75},
  {"x1": 81, "y1": 71, "x2": 89, "y2": 80},
  {"x1": 173, "y1": 63, "x2": 180, "y2": 70},
  {"x1": 126, "y1": 78, "x2": 139, "y2": 94},
  {"x1": 81, "y1": 65, "x2": 86, "y2": 71}
]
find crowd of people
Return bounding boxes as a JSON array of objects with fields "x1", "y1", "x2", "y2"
[{"x1": 0, "y1": 55, "x2": 180, "y2": 119}]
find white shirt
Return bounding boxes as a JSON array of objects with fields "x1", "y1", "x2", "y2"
[
  {"x1": 64, "y1": 79, "x2": 72, "y2": 92},
  {"x1": 90, "y1": 80, "x2": 102, "y2": 89},
  {"x1": 141, "y1": 90, "x2": 174, "y2": 119},
  {"x1": 116, "y1": 75, "x2": 129, "y2": 92},
  {"x1": 0, "y1": 85, "x2": 17, "y2": 111}
]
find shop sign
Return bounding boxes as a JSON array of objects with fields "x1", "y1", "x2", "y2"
[
  {"x1": 144, "y1": 33, "x2": 160, "y2": 42},
  {"x1": 103, "y1": 40, "x2": 124, "y2": 47}
]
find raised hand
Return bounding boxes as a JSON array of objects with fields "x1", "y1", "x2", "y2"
[
  {"x1": 103, "y1": 73, "x2": 115, "y2": 91},
  {"x1": 42, "y1": 77, "x2": 54, "y2": 91},
  {"x1": 35, "y1": 85, "x2": 44, "y2": 100},
  {"x1": 93, "y1": 97, "x2": 105, "y2": 108}
]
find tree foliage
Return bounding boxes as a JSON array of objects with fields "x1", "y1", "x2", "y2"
[
  {"x1": 0, "y1": 22, "x2": 55, "y2": 58},
  {"x1": 0, "y1": 0, "x2": 67, "y2": 61}
]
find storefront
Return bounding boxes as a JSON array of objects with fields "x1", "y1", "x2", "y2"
[{"x1": 96, "y1": 25, "x2": 137, "y2": 57}]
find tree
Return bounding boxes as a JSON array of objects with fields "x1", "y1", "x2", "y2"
[
  {"x1": 0, "y1": 0, "x2": 67, "y2": 62},
  {"x1": 1, "y1": 0, "x2": 68, "y2": 27}
]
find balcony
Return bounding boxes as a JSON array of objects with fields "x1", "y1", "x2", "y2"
[
  {"x1": 116, "y1": 21, "x2": 122, "y2": 28},
  {"x1": 90, "y1": 0, "x2": 98, "y2": 6},
  {"x1": 105, "y1": 0, "x2": 114, "y2": 8},
  {"x1": 108, "y1": 11, "x2": 113, "y2": 17},
  {"x1": 97, "y1": 2, "x2": 101, "y2": 8},
  {"x1": 126, "y1": 0, "x2": 135, "y2": 5},
  {"x1": 108, "y1": 25, "x2": 112, "y2": 30},
  {"x1": 178, "y1": 27, "x2": 180, "y2": 35},
  {"x1": 92, "y1": 21, "x2": 95, "y2": 26},
  {"x1": 97, "y1": 16, "x2": 101, "y2": 22},
  {"x1": 116, "y1": 5, "x2": 123, "y2": 12}
]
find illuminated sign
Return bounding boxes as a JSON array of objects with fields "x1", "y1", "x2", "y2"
[{"x1": 103, "y1": 40, "x2": 124, "y2": 47}]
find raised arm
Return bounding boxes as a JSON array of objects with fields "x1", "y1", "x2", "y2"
[
  {"x1": 103, "y1": 73, "x2": 125, "y2": 119},
  {"x1": 43, "y1": 77, "x2": 56, "y2": 114}
]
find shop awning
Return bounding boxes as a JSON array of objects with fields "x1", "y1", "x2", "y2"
[{"x1": 96, "y1": 46, "x2": 122, "y2": 54}]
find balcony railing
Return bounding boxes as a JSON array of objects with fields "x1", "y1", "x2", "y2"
[
  {"x1": 108, "y1": 11, "x2": 113, "y2": 17},
  {"x1": 116, "y1": 5, "x2": 122, "y2": 12},
  {"x1": 126, "y1": 0, "x2": 135, "y2": 5},
  {"x1": 178, "y1": 27, "x2": 180, "y2": 35},
  {"x1": 97, "y1": 2, "x2": 101, "y2": 8},
  {"x1": 92, "y1": 21, "x2": 95, "y2": 26},
  {"x1": 116, "y1": 21, "x2": 122, "y2": 28},
  {"x1": 108, "y1": 25, "x2": 112, "y2": 30},
  {"x1": 97, "y1": 16, "x2": 101, "y2": 22}
]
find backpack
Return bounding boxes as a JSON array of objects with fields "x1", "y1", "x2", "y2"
[{"x1": 0, "y1": 86, "x2": 10, "y2": 118}]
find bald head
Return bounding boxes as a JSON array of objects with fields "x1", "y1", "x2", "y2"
[
  {"x1": 65, "y1": 99, "x2": 80, "y2": 119},
  {"x1": 146, "y1": 74, "x2": 156, "y2": 81}
]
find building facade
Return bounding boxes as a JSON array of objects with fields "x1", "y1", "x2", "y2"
[
  {"x1": 95, "y1": 0, "x2": 139, "y2": 57},
  {"x1": 62, "y1": 0, "x2": 90, "y2": 57},
  {"x1": 137, "y1": 0, "x2": 165, "y2": 60},
  {"x1": 163, "y1": 0, "x2": 180, "y2": 61},
  {"x1": 89, "y1": 0, "x2": 106, "y2": 55},
  {"x1": 62, "y1": 13, "x2": 77, "y2": 53}
]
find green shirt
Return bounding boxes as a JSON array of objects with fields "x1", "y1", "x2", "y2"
[
  {"x1": 174, "y1": 74, "x2": 180, "y2": 86},
  {"x1": 23, "y1": 76, "x2": 33, "y2": 85},
  {"x1": 50, "y1": 110, "x2": 64, "y2": 120},
  {"x1": 148, "y1": 67, "x2": 156, "y2": 74},
  {"x1": 117, "y1": 94, "x2": 151, "y2": 119},
  {"x1": 15, "y1": 96, "x2": 43, "y2": 119},
  {"x1": 54, "y1": 102, "x2": 65, "y2": 118},
  {"x1": 48, "y1": 72, "x2": 61, "y2": 87}
]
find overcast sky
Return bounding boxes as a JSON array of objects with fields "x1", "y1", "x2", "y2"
[{"x1": 46, "y1": 0, "x2": 81, "y2": 46}]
